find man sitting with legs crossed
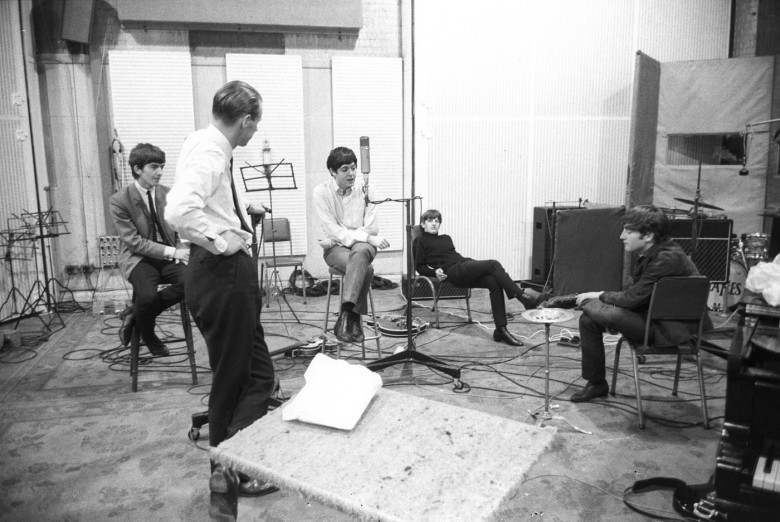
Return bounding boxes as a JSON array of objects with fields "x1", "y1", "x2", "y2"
[{"x1": 314, "y1": 146, "x2": 390, "y2": 343}]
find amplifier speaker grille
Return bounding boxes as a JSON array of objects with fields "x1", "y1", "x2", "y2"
[{"x1": 668, "y1": 218, "x2": 732, "y2": 284}]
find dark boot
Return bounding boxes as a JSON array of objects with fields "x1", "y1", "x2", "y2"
[
  {"x1": 347, "y1": 311, "x2": 365, "y2": 343},
  {"x1": 493, "y1": 326, "x2": 524, "y2": 346},
  {"x1": 334, "y1": 310, "x2": 353, "y2": 342},
  {"x1": 516, "y1": 289, "x2": 550, "y2": 310}
]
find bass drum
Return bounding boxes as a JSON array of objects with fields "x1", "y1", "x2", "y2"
[{"x1": 708, "y1": 261, "x2": 747, "y2": 314}]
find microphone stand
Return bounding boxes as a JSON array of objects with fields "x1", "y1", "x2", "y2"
[{"x1": 364, "y1": 195, "x2": 463, "y2": 387}]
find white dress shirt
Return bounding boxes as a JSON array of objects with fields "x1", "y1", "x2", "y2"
[
  {"x1": 313, "y1": 177, "x2": 379, "y2": 249},
  {"x1": 134, "y1": 181, "x2": 175, "y2": 259},
  {"x1": 165, "y1": 124, "x2": 252, "y2": 254}
]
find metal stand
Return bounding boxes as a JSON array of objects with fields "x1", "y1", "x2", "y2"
[
  {"x1": 0, "y1": 210, "x2": 72, "y2": 329},
  {"x1": 521, "y1": 308, "x2": 591, "y2": 434},
  {"x1": 365, "y1": 195, "x2": 463, "y2": 387},
  {"x1": 239, "y1": 160, "x2": 300, "y2": 323}
]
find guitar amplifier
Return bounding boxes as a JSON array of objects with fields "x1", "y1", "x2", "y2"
[{"x1": 668, "y1": 218, "x2": 732, "y2": 284}]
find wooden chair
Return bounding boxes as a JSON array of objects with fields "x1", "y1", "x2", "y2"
[
  {"x1": 404, "y1": 225, "x2": 472, "y2": 328},
  {"x1": 260, "y1": 217, "x2": 307, "y2": 304},
  {"x1": 322, "y1": 267, "x2": 382, "y2": 359},
  {"x1": 610, "y1": 275, "x2": 710, "y2": 429}
]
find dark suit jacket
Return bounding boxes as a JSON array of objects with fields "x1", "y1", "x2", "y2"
[
  {"x1": 600, "y1": 238, "x2": 713, "y2": 346},
  {"x1": 109, "y1": 184, "x2": 179, "y2": 279}
]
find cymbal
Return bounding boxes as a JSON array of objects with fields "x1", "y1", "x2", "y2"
[{"x1": 673, "y1": 197, "x2": 724, "y2": 211}]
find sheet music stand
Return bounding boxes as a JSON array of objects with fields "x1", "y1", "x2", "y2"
[
  {"x1": 239, "y1": 160, "x2": 300, "y2": 323},
  {"x1": 364, "y1": 195, "x2": 463, "y2": 388},
  {"x1": 10, "y1": 209, "x2": 74, "y2": 329},
  {"x1": 0, "y1": 224, "x2": 35, "y2": 323}
]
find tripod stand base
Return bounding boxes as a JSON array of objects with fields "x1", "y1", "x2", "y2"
[
  {"x1": 528, "y1": 407, "x2": 592, "y2": 434},
  {"x1": 366, "y1": 348, "x2": 463, "y2": 387}
]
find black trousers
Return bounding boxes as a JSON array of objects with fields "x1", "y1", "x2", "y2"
[
  {"x1": 446, "y1": 259, "x2": 522, "y2": 327},
  {"x1": 185, "y1": 245, "x2": 275, "y2": 447},
  {"x1": 127, "y1": 258, "x2": 186, "y2": 346}
]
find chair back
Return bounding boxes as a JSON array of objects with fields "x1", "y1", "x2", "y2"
[
  {"x1": 647, "y1": 276, "x2": 710, "y2": 322},
  {"x1": 262, "y1": 218, "x2": 292, "y2": 256}
]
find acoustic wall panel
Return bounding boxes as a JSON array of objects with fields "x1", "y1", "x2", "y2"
[
  {"x1": 331, "y1": 56, "x2": 403, "y2": 250},
  {"x1": 108, "y1": 51, "x2": 195, "y2": 188},
  {"x1": 226, "y1": 53, "x2": 307, "y2": 255}
]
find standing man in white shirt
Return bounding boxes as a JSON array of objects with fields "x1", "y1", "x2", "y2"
[
  {"x1": 313, "y1": 146, "x2": 390, "y2": 343},
  {"x1": 165, "y1": 81, "x2": 276, "y2": 517},
  {"x1": 109, "y1": 143, "x2": 189, "y2": 356}
]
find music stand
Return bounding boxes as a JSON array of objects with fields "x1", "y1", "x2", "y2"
[
  {"x1": 239, "y1": 160, "x2": 300, "y2": 323},
  {"x1": 364, "y1": 195, "x2": 463, "y2": 388},
  {"x1": 13, "y1": 209, "x2": 73, "y2": 330},
  {"x1": 521, "y1": 308, "x2": 591, "y2": 434}
]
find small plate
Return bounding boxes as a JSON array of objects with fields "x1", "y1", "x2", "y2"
[{"x1": 521, "y1": 308, "x2": 574, "y2": 324}]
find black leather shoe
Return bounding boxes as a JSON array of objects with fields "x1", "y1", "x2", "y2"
[
  {"x1": 540, "y1": 294, "x2": 578, "y2": 309},
  {"x1": 146, "y1": 335, "x2": 170, "y2": 357},
  {"x1": 517, "y1": 289, "x2": 551, "y2": 310},
  {"x1": 493, "y1": 326, "x2": 524, "y2": 346},
  {"x1": 347, "y1": 311, "x2": 365, "y2": 343},
  {"x1": 238, "y1": 478, "x2": 279, "y2": 497},
  {"x1": 334, "y1": 310, "x2": 353, "y2": 342},
  {"x1": 570, "y1": 381, "x2": 609, "y2": 402},
  {"x1": 118, "y1": 306, "x2": 135, "y2": 347},
  {"x1": 209, "y1": 465, "x2": 239, "y2": 521}
]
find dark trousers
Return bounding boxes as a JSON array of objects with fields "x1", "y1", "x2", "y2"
[
  {"x1": 127, "y1": 258, "x2": 186, "y2": 346},
  {"x1": 446, "y1": 259, "x2": 522, "y2": 328},
  {"x1": 578, "y1": 299, "x2": 648, "y2": 383},
  {"x1": 186, "y1": 245, "x2": 275, "y2": 447}
]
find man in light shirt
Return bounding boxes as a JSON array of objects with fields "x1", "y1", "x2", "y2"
[
  {"x1": 314, "y1": 146, "x2": 390, "y2": 343},
  {"x1": 109, "y1": 143, "x2": 189, "y2": 357},
  {"x1": 165, "y1": 81, "x2": 276, "y2": 516}
]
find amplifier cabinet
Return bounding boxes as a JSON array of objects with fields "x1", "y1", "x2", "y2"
[
  {"x1": 530, "y1": 206, "x2": 581, "y2": 286},
  {"x1": 668, "y1": 218, "x2": 732, "y2": 284}
]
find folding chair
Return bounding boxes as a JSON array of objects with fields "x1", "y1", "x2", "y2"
[
  {"x1": 403, "y1": 225, "x2": 472, "y2": 328},
  {"x1": 610, "y1": 275, "x2": 710, "y2": 429},
  {"x1": 260, "y1": 217, "x2": 307, "y2": 304}
]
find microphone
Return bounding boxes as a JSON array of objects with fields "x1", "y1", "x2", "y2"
[
  {"x1": 262, "y1": 140, "x2": 272, "y2": 176},
  {"x1": 360, "y1": 136, "x2": 370, "y2": 205}
]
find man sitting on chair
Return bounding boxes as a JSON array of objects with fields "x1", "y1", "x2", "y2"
[
  {"x1": 413, "y1": 209, "x2": 546, "y2": 347},
  {"x1": 563, "y1": 204, "x2": 711, "y2": 402},
  {"x1": 314, "y1": 146, "x2": 390, "y2": 343},
  {"x1": 110, "y1": 143, "x2": 189, "y2": 356}
]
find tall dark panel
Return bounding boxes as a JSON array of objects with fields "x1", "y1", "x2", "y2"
[
  {"x1": 530, "y1": 206, "x2": 580, "y2": 287},
  {"x1": 61, "y1": 0, "x2": 95, "y2": 44},
  {"x1": 553, "y1": 208, "x2": 626, "y2": 295},
  {"x1": 668, "y1": 218, "x2": 732, "y2": 283}
]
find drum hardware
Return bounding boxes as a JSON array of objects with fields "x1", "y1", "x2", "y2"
[
  {"x1": 744, "y1": 232, "x2": 769, "y2": 266},
  {"x1": 673, "y1": 197, "x2": 725, "y2": 212}
]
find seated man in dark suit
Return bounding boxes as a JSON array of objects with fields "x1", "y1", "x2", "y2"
[
  {"x1": 109, "y1": 143, "x2": 189, "y2": 356},
  {"x1": 413, "y1": 209, "x2": 545, "y2": 347},
  {"x1": 566, "y1": 204, "x2": 711, "y2": 402}
]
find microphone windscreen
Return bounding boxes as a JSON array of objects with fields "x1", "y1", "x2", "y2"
[{"x1": 360, "y1": 136, "x2": 370, "y2": 174}]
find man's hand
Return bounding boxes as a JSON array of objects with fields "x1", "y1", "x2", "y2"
[
  {"x1": 434, "y1": 268, "x2": 447, "y2": 282},
  {"x1": 173, "y1": 248, "x2": 190, "y2": 265},
  {"x1": 247, "y1": 204, "x2": 270, "y2": 228},
  {"x1": 367, "y1": 235, "x2": 390, "y2": 250},
  {"x1": 576, "y1": 291, "x2": 603, "y2": 306},
  {"x1": 220, "y1": 230, "x2": 250, "y2": 256}
]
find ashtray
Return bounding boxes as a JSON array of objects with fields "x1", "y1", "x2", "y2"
[{"x1": 521, "y1": 308, "x2": 574, "y2": 324}]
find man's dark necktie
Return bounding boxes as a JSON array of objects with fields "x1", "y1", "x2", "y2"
[
  {"x1": 229, "y1": 159, "x2": 253, "y2": 233},
  {"x1": 146, "y1": 189, "x2": 169, "y2": 245}
]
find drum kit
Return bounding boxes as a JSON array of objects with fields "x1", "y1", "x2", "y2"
[{"x1": 662, "y1": 196, "x2": 774, "y2": 314}]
